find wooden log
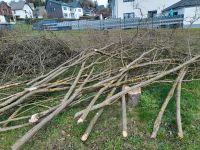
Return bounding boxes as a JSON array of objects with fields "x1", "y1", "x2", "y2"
[
  {"x1": 122, "y1": 86, "x2": 128, "y2": 137},
  {"x1": 0, "y1": 116, "x2": 31, "y2": 125},
  {"x1": 0, "y1": 82, "x2": 22, "y2": 90},
  {"x1": 75, "y1": 56, "x2": 196, "y2": 119},
  {"x1": 11, "y1": 67, "x2": 93, "y2": 150},
  {"x1": 74, "y1": 75, "x2": 126, "y2": 119},
  {"x1": 151, "y1": 68, "x2": 187, "y2": 139},
  {"x1": 3, "y1": 107, "x2": 22, "y2": 127},
  {"x1": 29, "y1": 105, "x2": 60, "y2": 123},
  {"x1": 0, "y1": 87, "x2": 69, "y2": 114},
  {"x1": 0, "y1": 123, "x2": 31, "y2": 132},
  {"x1": 81, "y1": 108, "x2": 104, "y2": 141},
  {"x1": 124, "y1": 86, "x2": 141, "y2": 107},
  {"x1": 62, "y1": 62, "x2": 86, "y2": 102},
  {"x1": 0, "y1": 91, "x2": 27, "y2": 108},
  {"x1": 91, "y1": 55, "x2": 200, "y2": 115},
  {"x1": 176, "y1": 68, "x2": 187, "y2": 139},
  {"x1": 77, "y1": 84, "x2": 110, "y2": 124},
  {"x1": 80, "y1": 83, "x2": 119, "y2": 141}
]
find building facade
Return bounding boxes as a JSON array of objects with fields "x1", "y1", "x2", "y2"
[
  {"x1": 111, "y1": 0, "x2": 135, "y2": 19},
  {"x1": 0, "y1": 1, "x2": 12, "y2": 18},
  {"x1": 162, "y1": 0, "x2": 200, "y2": 27},
  {"x1": 10, "y1": 1, "x2": 34, "y2": 19},
  {"x1": 110, "y1": 0, "x2": 184, "y2": 19},
  {"x1": 46, "y1": 0, "x2": 83, "y2": 19}
]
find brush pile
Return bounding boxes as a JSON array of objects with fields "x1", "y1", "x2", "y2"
[
  {"x1": 0, "y1": 35, "x2": 76, "y2": 82},
  {"x1": 0, "y1": 30, "x2": 200, "y2": 150}
]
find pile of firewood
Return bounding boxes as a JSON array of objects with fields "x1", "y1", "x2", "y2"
[{"x1": 0, "y1": 30, "x2": 200, "y2": 150}]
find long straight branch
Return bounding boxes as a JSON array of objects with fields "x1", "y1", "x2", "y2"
[
  {"x1": 151, "y1": 68, "x2": 187, "y2": 138},
  {"x1": 81, "y1": 79, "x2": 121, "y2": 141},
  {"x1": 176, "y1": 68, "x2": 187, "y2": 138},
  {"x1": 77, "y1": 84, "x2": 110, "y2": 124},
  {"x1": 122, "y1": 85, "x2": 128, "y2": 138},
  {"x1": 11, "y1": 68, "x2": 93, "y2": 150},
  {"x1": 93, "y1": 55, "x2": 200, "y2": 112}
]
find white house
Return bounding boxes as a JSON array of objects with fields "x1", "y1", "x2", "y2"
[
  {"x1": 46, "y1": 0, "x2": 83, "y2": 19},
  {"x1": 67, "y1": 0, "x2": 83, "y2": 19},
  {"x1": 110, "y1": 0, "x2": 181, "y2": 19},
  {"x1": 111, "y1": 0, "x2": 135, "y2": 19},
  {"x1": 61, "y1": 1, "x2": 83, "y2": 19},
  {"x1": 68, "y1": 1, "x2": 83, "y2": 19},
  {"x1": 61, "y1": 5, "x2": 72, "y2": 18},
  {"x1": 10, "y1": 1, "x2": 34, "y2": 19},
  {"x1": 162, "y1": 0, "x2": 200, "y2": 28}
]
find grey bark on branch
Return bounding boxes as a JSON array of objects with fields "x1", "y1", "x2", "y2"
[
  {"x1": 11, "y1": 66, "x2": 93, "y2": 150},
  {"x1": 151, "y1": 67, "x2": 187, "y2": 139},
  {"x1": 176, "y1": 68, "x2": 187, "y2": 139}
]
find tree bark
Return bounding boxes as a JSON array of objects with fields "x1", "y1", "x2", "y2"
[
  {"x1": 151, "y1": 68, "x2": 187, "y2": 138},
  {"x1": 176, "y1": 68, "x2": 187, "y2": 138}
]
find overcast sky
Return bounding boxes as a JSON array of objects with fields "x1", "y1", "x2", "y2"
[{"x1": 97, "y1": 0, "x2": 108, "y2": 6}]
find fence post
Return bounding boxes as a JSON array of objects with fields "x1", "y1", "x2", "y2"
[
  {"x1": 124, "y1": 18, "x2": 125, "y2": 29},
  {"x1": 78, "y1": 20, "x2": 80, "y2": 30},
  {"x1": 103, "y1": 19, "x2": 104, "y2": 30},
  {"x1": 121, "y1": 18, "x2": 123, "y2": 29},
  {"x1": 100, "y1": 20, "x2": 101, "y2": 30}
]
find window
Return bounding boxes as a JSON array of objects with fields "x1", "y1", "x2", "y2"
[
  {"x1": 148, "y1": 10, "x2": 157, "y2": 18},
  {"x1": 50, "y1": 8, "x2": 54, "y2": 12},
  {"x1": 124, "y1": 12, "x2": 135, "y2": 19},
  {"x1": 64, "y1": 13, "x2": 68, "y2": 18},
  {"x1": 63, "y1": 7, "x2": 67, "y2": 10},
  {"x1": 3, "y1": 9, "x2": 7, "y2": 14},
  {"x1": 71, "y1": 13, "x2": 74, "y2": 18},
  {"x1": 123, "y1": 0, "x2": 134, "y2": 2},
  {"x1": 173, "y1": 12, "x2": 178, "y2": 16},
  {"x1": 78, "y1": 9, "x2": 81, "y2": 12}
]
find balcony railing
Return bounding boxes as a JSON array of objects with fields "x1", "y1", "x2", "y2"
[{"x1": 33, "y1": 15, "x2": 184, "y2": 31}]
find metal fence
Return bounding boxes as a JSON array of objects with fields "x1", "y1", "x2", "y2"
[{"x1": 33, "y1": 15, "x2": 184, "y2": 31}]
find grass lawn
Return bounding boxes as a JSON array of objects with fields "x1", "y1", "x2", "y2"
[{"x1": 0, "y1": 81, "x2": 200, "y2": 150}]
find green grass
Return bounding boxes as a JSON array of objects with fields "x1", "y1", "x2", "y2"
[{"x1": 0, "y1": 81, "x2": 200, "y2": 150}]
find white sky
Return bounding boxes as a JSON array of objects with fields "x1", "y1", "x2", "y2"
[{"x1": 97, "y1": 0, "x2": 108, "y2": 6}]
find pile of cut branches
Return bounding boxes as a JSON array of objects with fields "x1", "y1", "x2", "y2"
[
  {"x1": 0, "y1": 30, "x2": 200, "y2": 150},
  {"x1": 0, "y1": 35, "x2": 77, "y2": 82}
]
